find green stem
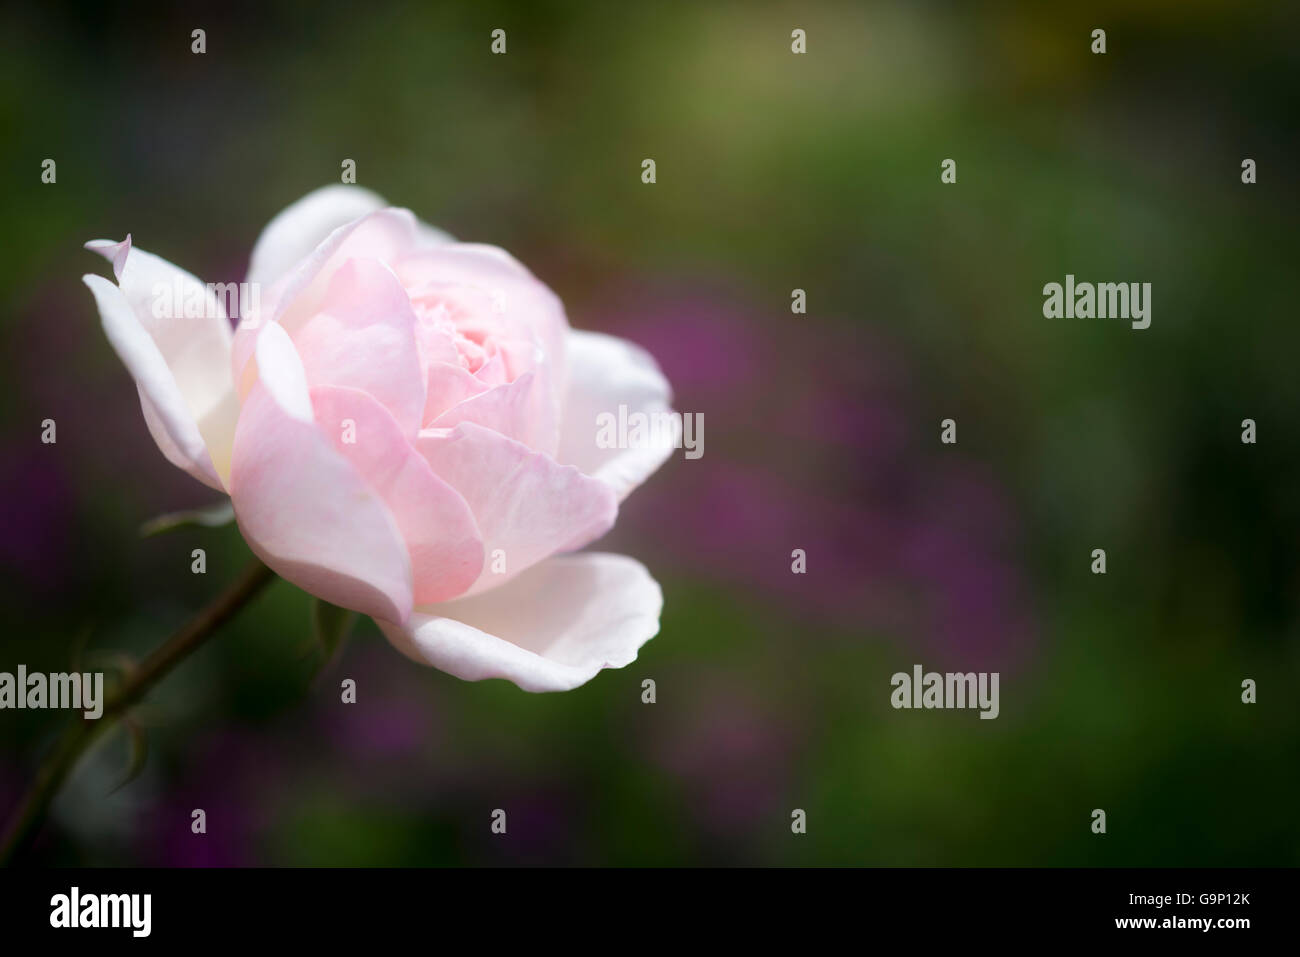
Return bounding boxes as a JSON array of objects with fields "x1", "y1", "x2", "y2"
[{"x1": 0, "y1": 558, "x2": 276, "y2": 865}]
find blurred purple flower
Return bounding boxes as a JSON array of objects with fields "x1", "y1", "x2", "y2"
[
  {"x1": 0, "y1": 448, "x2": 75, "y2": 595},
  {"x1": 646, "y1": 673, "x2": 798, "y2": 852},
  {"x1": 588, "y1": 285, "x2": 1035, "y2": 669}
]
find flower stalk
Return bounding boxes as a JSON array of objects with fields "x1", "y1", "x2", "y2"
[{"x1": 0, "y1": 558, "x2": 276, "y2": 865}]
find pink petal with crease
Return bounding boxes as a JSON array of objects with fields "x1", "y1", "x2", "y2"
[
  {"x1": 429, "y1": 370, "x2": 557, "y2": 454},
  {"x1": 417, "y1": 421, "x2": 616, "y2": 594},
  {"x1": 313, "y1": 386, "x2": 484, "y2": 603},
  {"x1": 291, "y1": 258, "x2": 426, "y2": 433},
  {"x1": 422, "y1": 360, "x2": 491, "y2": 426},
  {"x1": 230, "y1": 384, "x2": 414, "y2": 623}
]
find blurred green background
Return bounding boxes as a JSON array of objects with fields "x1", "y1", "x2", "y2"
[{"x1": 1, "y1": 0, "x2": 1297, "y2": 865}]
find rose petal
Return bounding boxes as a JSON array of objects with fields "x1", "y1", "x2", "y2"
[
  {"x1": 291, "y1": 258, "x2": 427, "y2": 433},
  {"x1": 417, "y1": 422, "x2": 616, "y2": 594},
  {"x1": 83, "y1": 273, "x2": 223, "y2": 490},
  {"x1": 428, "y1": 369, "x2": 557, "y2": 454},
  {"x1": 377, "y1": 553, "x2": 662, "y2": 692},
  {"x1": 313, "y1": 386, "x2": 484, "y2": 603},
  {"x1": 416, "y1": 221, "x2": 455, "y2": 248},
  {"x1": 247, "y1": 184, "x2": 390, "y2": 288},
  {"x1": 557, "y1": 330, "x2": 678, "y2": 501},
  {"x1": 392, "y1": 244, "x2": 569, "y2": 385},
  {"x1": 421, "y1": 360, "x2": 492, "y2": 426},
  {"x1": 248, "y1": 186, "x2": 456, "y2": 289},
  {"x1": 230, "y1": 384, "x2": 414, "y2": 624},
  {"x1": 85, "y1": 237, "x2": 233, "y2": 408},
  {"x1": 138, "y1": 390, "x2": 221, "y2": 484},
  {"x1": 84, "y1": 238, "x2": 238, "y2": 485},
  {"x1": 85, "y1": 236, "x2": 131, "y2": 281},
  {"x1": 230, "y1": 208, "x2": 426, "y2": 392},
  {"x1": 249, "y1": 320, "x2": 313, "y2": 421},
  {"x1": 272, "y1": 208, "x2": 423, "y2": 332}
]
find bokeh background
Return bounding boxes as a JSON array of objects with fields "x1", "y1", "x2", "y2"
[{"x1": 1, "y1": 0, "x2": 1297, "y2": 865}]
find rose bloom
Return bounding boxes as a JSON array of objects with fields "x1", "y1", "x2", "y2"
[{"x1": 83, "y1": 186, "x2": 676, "y2": 691}]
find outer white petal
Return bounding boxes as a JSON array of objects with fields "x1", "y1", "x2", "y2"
[
  {"x1": 138, "y1": 393, "x2": 221, "y2": 484},
  {"x1": 557, "y1": 330, "x2": 678, "y2": 501},
  {"x1": 269, "y1": 208, "x2": 423, "y2": 334},
  {"x1": 377, "y1": 553, "x2": 662, "y2": 692},
  {"x1": 247, "y1": 184, "x2": 456, "y2": 289},
  {"x1": 247, "y1": 185, "x2": 389, "y2": 288},
  {"x1": 83, "y1": 273, "x2": 223, "y2": 490},
  {"x1": 85, "y1": 237, "x2": 238, "y2": 486},
  {"x1": 416, "y1": 221, "x2": 455, "y2": 247}
]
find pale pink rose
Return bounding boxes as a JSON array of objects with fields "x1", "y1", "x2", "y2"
[{"x1": 83, "y1": 185, "x2": 675, "y2": 691}]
